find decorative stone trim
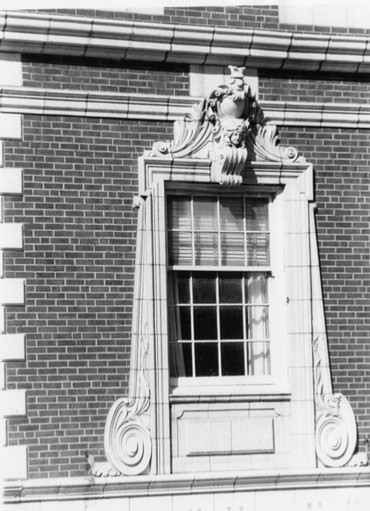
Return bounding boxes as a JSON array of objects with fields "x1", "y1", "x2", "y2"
[
  {"x1": 0, "y1": 223, "x2": 23, "y2": 250},
  {"x1": 0, "y1": 278, "x2": 25, "y2": 305},
  {"x1": 309, "y1": 205, "x2": 359, "y2": 467},
  {"x1": 0, "y1": 65, "x2": 27, "y2": 478},
  {"x1": 0, "y1": 11, "x2": 369, "y2": 73},
  {"x1": 0, "y1": 334, "x2": 25, "y2": 361},
  {"x1": 1, "y1": 445, "x2": 27, "y2": 480},
  {"x1": 0, "y1": 113, "x2": 22, "y2": 139},
  {"x1": 3, "y1": 467, "x2": 370, "y2": 503},
  {"x1": 0, "y1": 53, "x2": 22, "y2": 87},
  {"x1": 0, "y1": 168, "x2": 23, "y2": 195},
  {"x1": 148, "y1": 65, "x2": 305, "y2": 172},
  {"x1": 1, "y1": 87, "x2": 370, "y2": 129},
  {"x1": 98, "y1": 197, "x2": 153, "y2": 477},
  {"x1": 0, "y1": 389, "x2": 26, "y2": 417},
  {"x1": 0, "y1": 86, "x2": 191, "y2": 121}
]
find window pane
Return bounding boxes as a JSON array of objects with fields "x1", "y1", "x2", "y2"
[
  {"x1": 170, "y1": 342, "x2": 193, "y2": 377},
  {"x1": 248, "y1": 342, "x2": 270, "y2": 375},
  {"x1": 195, "y1": 342, "x2": 219, "y2": 376},
  {"x1": 194, "y1": 232, "x2": 218, "y2": 265},
  {"x1": 219, "y1": 274, "x2": 242, "y2": 303},
  {"x1": 220, "y1": 306, "x2": 243, "y2": 339},
  {"x1": 168, "y1": 197, "x2": 192, "y2": 230},
  {"x1": 177, "y1": 306, "x2": 191, "y2": 340},
  {"x1": 193, "y1": 197, "x2": 218, "y2": 231},
  {"x1": 193, "y1": 274, "x2": 216, "y2": 303},
  {"x1": 219, "y1": 197, "x2": 243, "y2": 231},
  {"x1": 194, "y1": 306, "x2": 217, "y2": 340},
  {"x1": 221, "y1": 342, "x2": 245, "y2": 376},
  {"x1": 245, "y1": 199, "x2": 269, "y2": 231},
  {"x1": 247, "y1": 306, "x2": 269, "y2": 339},
  {"x1": 220, "y1": 232, "x2": 244, "y2": 266},
  {"x1": 169, "y1": 231, "x2": 192, "y2": 265},
  {"x1": 176, "y1": 273, "x2": 190, "y2": 303},
  {"x1": 246, "y1": 233, "x2": 270, "y2": 266},
  {"x1": 246, "y1": 274, "x2": 268, "y2": 304}
]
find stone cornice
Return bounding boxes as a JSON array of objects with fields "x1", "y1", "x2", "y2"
[
  {"x1": 3, "y1": 468, "x2": 370, "y2": 502},
  {"x1": 0, "y1": 11, "x2": 370, "y2": 73},
  {"x1": 1, "y1": 86, "x2": 370, "y2": 129}
]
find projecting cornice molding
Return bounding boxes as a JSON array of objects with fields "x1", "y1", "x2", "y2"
[
  {"x1": 0, "y1": 11, "x2": 370, "y2": 73},
  {"x1": 1, "y1": 86, "x2": 370, "y2": 129},
  {"x1": 3, "y1": 468, "x2": 370, "y2": 503}
]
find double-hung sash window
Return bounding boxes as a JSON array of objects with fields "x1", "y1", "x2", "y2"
[{"x1": 167, "y1": 193, "x2": 272, "y2": 382}]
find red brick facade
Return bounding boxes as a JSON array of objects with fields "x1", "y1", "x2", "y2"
[{"x1": 2, "y1": 6, "x2": 370, "y2": 480}]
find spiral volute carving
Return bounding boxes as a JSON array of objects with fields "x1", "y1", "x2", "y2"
[
  {"x1": 108, "y1": 417, "x2": 151, "y2": 475},
  {"x1": 315, "y1": 395, "x2": 357, "y2": 467},
  {"x1": 105, "y1": 397, "x2": 152, "y2": 476}
]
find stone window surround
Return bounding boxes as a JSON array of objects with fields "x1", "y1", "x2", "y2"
[{"x1": 99, "y1": 67, "x2": 359, "y2": 477}]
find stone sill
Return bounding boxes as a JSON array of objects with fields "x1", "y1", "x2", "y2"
[{"x1": 4, "y1": 467, "x2": 370, "y2": 503}]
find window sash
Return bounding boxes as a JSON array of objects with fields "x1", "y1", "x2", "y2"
[
  {"x1": 168, "y1": 271, "x2": 271, "y2": 378},
  {"x1": 167, "y1": 193, "x2": 272, "y2": 381},
  {"x1": 168, "y1": 195, "x2": 270, "y2": 268}
]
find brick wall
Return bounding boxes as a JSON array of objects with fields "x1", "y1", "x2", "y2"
[
  {"x1": 32, "y1": 6, "x2": 370, "y2": 36},
  {"x1": 3, "y1": 116, "x2": 173, "y2": 478},
  {"x1": 22, "y1": 56, "x2": 189, "y2": 95},
  {"x1": 32, "y1": 6, "x2": 280, "y2": 30},
  {"x1": 259, "y1": 70, "x2": 370, "y2": 104}
]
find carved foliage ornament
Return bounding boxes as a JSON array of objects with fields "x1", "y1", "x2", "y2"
[{"x1": 150, "y1": 66, "x2": 303, "y2": 184}]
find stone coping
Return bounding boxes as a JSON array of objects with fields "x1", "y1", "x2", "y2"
[{"x1": 0, "y1": 10, "x2": 369, "y2": 73}]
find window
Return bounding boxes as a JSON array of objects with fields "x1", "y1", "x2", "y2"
[{"x1": 167, "y1": 193, "x2": 272, "y2": 381}]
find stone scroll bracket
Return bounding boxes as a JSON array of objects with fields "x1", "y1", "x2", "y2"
[
  {"x1": 94, "y1": 198, "x2": 153, "y2": 478},
  {"x1": 309, "y1": 204, "x2": 361, "y2": 468}
]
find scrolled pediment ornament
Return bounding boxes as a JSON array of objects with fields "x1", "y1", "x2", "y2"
[{"x1": 150, "y1": 66, "x2": 304, "y2": 184}]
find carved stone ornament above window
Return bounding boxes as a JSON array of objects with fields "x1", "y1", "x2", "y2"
[{"x1": 150, "y1": 66, "x2": 304, "y2": 185}]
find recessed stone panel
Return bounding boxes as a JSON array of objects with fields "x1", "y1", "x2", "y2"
[{"x1": 177, "y1": 409, "x2": 275, "y2": 457}]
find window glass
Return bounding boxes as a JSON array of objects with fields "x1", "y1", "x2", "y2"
[{"x1": 195, "y1": 342, "x2": 218, "y2": 377}]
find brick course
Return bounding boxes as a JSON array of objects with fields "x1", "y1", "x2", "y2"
[{"x1": 31, "y1": 6, "x2": 370, "y2": 36}]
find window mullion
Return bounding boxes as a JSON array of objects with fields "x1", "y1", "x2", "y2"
[
  {"x1": 216, "y1": 272, "x2": 221, "y2": 377},
  {"x1": 190, "y1": 272, "x2": 195, "y2": 378},
  {"x1": 217, "y1": 195, "x2": 221, "y2": 266},
  {"x1": 191, "y1": 195, "x2": 195, "y2": 267},
  {"x1": 242, "y1": 273, "x2": 248, "y2": 376}
]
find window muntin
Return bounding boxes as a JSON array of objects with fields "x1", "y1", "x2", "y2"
[{"x1": 168, "y1": 194, "x2": 272, "y2": 380}]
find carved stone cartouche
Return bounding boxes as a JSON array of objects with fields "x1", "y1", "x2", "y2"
[{"x1": 150, "y1": 65, "x2": 303, "y2": 184}]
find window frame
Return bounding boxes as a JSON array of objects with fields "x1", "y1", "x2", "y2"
[{"x1": 165, "y1": 183, "x2": 287, "y2": 393}]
